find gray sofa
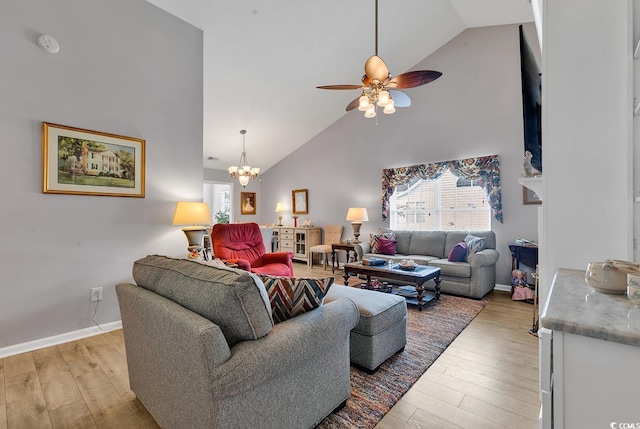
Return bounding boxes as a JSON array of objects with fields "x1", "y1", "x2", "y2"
[
  {"x1": 355, "y1": 230, "x2": 499, "y2": 299},
  {"x1": 116, "y1": 255, "x2": 359, "y2": 429}
]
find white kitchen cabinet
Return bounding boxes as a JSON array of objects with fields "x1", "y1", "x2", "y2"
[{"x1": 540, "y1": 269, "x2": 640, "y2": 428}]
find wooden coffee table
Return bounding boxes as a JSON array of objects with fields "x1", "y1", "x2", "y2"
[{"x1": 343, "y1": 262, "x2": 442, "y2": 311}]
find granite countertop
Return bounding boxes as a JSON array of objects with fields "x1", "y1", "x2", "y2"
[{"x1": 540, "y1": 268, "x2": 640, "y2": 347}]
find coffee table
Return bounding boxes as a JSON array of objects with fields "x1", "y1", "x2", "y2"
[{"x1": 343, "y1": 262, "x2": 442, "y2": 311}]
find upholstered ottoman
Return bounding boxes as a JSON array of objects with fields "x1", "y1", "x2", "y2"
[{"x1": 325, "y1": 285, "x2": 407, "y2": 373}]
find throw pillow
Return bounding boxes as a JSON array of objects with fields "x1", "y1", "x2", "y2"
[
  {"x1": 464, "y1": 234, "x2": 486, "y2": 262},
  {"x1": 258, "y1": 275, "x2": 334, "y2": 324},
  {"x1": 448, "y1": 241, "x2": 467, "y2": 262},
  {"x1": 370, "y1": 232, "x2": 396, "y2": 253},
  {"x1": 377, "y1": 237, "x2": 397, "y2": 255}
]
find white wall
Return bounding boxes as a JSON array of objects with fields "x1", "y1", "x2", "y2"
[
  {"x1": 540, "y1": 0, "x2": 633, "y2": 302},
  {"x1": 246, "y1": 24, "x2": 540, "y2": 286},
  {"x1": 0, "y1": 0, "x2": 203, "y2": 350}
]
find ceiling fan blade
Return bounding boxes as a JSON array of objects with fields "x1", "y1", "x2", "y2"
[
  {"x1": 388, "y1": 70, "x2": 442, "y2": 89},
  {"x1": 316, "y1": 84, "x2": 363, "y2": 90},
  {"x1": 363, "y1": 55, "x2": 389, "y2": 85},
  {"x1": 346, "y1": 97, "x2": 360, "y2": 111},
  {"x1": 389, "y1": 90, "x2": 411, "y2": 107}
]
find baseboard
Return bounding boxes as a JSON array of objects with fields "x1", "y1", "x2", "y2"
[
  {"x1": 494, "y1": 283, "x2": 512, "y2": 292},
  {"x1": 0, "y1": 320, "x2": 122, "y2": 358}
]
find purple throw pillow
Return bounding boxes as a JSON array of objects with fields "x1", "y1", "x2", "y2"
[
  {"x1": 448, "y1": 241, "x2": 467, "y2": 262},
  {"x1": 377, "y1": 237, "x2": 397, "y2": 255}
]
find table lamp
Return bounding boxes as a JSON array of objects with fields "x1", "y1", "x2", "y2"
[
  {"x1": 275, "y1": 202, "x2": 286, "y2": 226},
  {"x1": 172, "y1": 201, "x2": 211, "y2": 259},
  {"x1": 346, "y1": 207, "x2": 368, "y2": 243}
]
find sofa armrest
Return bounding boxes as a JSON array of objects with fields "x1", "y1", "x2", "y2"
[
  {"x1": 211, "y1": 297, "x2": 359, "y2": 398},
  {"x1": 225, "y1": 258, "x2": 252, "y2": 271},
  {"x1": 354, "y1": 242, "x2": 371, "y2": 260},
  {"x1": 470, "y1": 248, "x2": 499, "y2": 268},
  {"x1": 262, "y1": 251, "x2": 293, "y2": 265},
  {"x1": 116, "y1": 282, "x2": 232, "y2": 425}
]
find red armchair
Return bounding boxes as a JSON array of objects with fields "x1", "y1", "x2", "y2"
[{"x1": 211, "y1": 222, "x2": 293, "y2": 276}]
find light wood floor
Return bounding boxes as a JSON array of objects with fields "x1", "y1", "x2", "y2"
[{"x1": 0, "y1": 262, "x2": 539, "y2": 429}]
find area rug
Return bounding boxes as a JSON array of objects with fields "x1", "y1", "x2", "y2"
[{"x1": 315, "y1": 293, "x2": 487, "y2": 428}]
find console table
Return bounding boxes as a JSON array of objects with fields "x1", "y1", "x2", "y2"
[
  {"x1": 508, "y1": 242, "x2": 538, "y2": 285},
  {"x1": 273, "y1": 227, "x2": 321, "y2": 264}
]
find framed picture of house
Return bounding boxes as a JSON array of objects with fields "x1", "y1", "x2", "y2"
[
  {"x1": 42, "y1": 122, "x2": 145, "y2": 197},
  {"x1": 292, "y1": 188, "x2": 308, "y2": 214},
  {"x1": 523, "y1": 186, "x2": 541, "y2": 205},
  {"x1": 241, "y1": 192, "x2": 256, "y2": 215}
]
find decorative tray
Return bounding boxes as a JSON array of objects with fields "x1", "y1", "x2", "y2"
[{"x1": 398, "y1": 265, "x2": 417, "y2": 271}]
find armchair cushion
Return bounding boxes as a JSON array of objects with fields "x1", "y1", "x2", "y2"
[
  {"x1": 258, "y1": 275, "x2": 334, "y2": 323},
  {"x1": 132, "y1": 255, "x2": 273, "y2": 347}
]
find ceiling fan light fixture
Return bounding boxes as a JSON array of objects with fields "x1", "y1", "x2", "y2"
[
  {"x1": 364, "y1": 105, "x2": 377, "y2": 118},
  {"x1": 377, "y1": 89, "x2": 390, "y2": 106},
  {"x1": 383, "y1": 99, "x2": 396, "y2": 114},
  {"x1": 358, "y1": 93, "x2": 370, "y2": 111}
]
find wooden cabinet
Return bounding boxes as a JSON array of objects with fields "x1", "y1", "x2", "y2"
[{"x1": 273, "y1": 227, "x2": 321, "y2": 264}]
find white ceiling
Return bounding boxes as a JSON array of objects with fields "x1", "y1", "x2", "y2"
[{"x1": 145, "y1": 0, "x2": 534, "y2": 172}]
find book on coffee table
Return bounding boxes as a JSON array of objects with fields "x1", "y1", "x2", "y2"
[{"x1": 397, "y1": 285, "x2": 417, "y2": 297}]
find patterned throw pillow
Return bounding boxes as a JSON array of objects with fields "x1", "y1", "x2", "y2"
[
  {"x1": 464, "y1": 235, "x2": 485, "y2": 262},
  {"x1": 370, "y1": 232, "x2": 396, "y2": 253},
  {"x1": 448, "y1": 241, "x2": 467, "y2": 262},
  {"x1": 377, "y1": 237, "x2": 397, "y2": 255},
  {"x1": 258, "y1": 275, "x2": 334, "y2": 324}
]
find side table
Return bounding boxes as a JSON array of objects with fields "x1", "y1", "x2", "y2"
[{"x1": 331, "y1": 243, "x2": 359, "y2": 273}]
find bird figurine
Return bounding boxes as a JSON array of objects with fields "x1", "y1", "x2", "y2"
[{"x1": 523, "y1": 151, "x2": 534, "y2": 177}]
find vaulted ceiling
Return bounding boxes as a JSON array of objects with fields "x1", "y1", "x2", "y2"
[{"x1": 146, "y1": 0, "x2": 534, "y2": 171}]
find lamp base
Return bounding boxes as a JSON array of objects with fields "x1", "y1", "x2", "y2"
[
  {"x1": 277, "y1": 215, "x2": 283, "y2": 226},
  {"x1": 351, "y1": 222, "x2": 362, "y2": 244},
  {"x1": 182, "y1": 227, "x2": 206, "y2": 260}
]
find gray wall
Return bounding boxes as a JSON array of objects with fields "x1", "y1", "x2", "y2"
[
  {"x1": 0, "y1": 0, "x2": 203, "y2": 349},
  {"x1": 248, "y1": 24, "x2": 540, "y2": 286}
]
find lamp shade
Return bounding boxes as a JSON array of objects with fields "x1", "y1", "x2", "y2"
[
  {"x1": 172, "y1": 202, "x2": 211, "y2": 226},
  {"x1": 346, "y1": 207, "x2": 369, "y2": 223},
  {"x1": 275, "y1": 202, "x2": 286, "y2": 213}
]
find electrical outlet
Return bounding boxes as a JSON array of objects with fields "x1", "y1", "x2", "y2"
[{"x1": 91, "y1": 287, "x2": 103, "y2": 302}]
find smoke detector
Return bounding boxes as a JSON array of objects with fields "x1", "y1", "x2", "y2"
[{"x1": 37, "y1": 35, "x2": 60, "y2": 54}]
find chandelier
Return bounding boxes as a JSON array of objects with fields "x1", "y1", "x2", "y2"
[{"x1": 228, "y1": 129, "x2": 260, "y2": 187}]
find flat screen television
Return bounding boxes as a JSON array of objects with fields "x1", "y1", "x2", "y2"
[{"x1": 519, "y1": 25, "x2": 542, "y2": 172}]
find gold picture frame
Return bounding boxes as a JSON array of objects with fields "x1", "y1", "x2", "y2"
[
  {"x1": 523, "y1": 186, "x2": 541, "y2": 205},
  {"x1": 292, "y1": 189, "x2": 308, "y2": 214},
  {"x1": 42, "y1": 122, "x2": 145, "y2": 197},
  {"x1": 241, "y1": 192, "x2": 257, "y2": 215}
]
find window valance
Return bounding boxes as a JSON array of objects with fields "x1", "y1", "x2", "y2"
[{"x1": 382, "y1": 154, "x2": 503, "y2": 223}]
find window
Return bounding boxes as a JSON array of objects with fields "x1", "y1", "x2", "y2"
[{"x1": 389, "y1": 169, "x2": 491, "y2": 231}]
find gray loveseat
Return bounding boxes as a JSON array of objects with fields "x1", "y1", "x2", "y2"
[
  {"x1": 355, "y1": 230, "x2": 499, "y2": 299},
  {"x1": 116, "y1": 255, "x2": 359, "y2": 429}
]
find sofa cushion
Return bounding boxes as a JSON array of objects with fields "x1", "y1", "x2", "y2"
[
  {"x1": 132, "y1": 255, "x2": 273, "y2": 347},
  {"x1": 377, "y1": 237, "x2": 397, "y2": 255},
  {"x1": 257, "y1": 275, "x2": 334, "y2": 324},
  {"x1": 370, "y1": 232, "x2": 396, "y2": 253},
  {"x1": 464, "y1": 234, "x2": 486, "y2": 262},
  {"x1": 428, "y1": 259, "x2": 472, "y2": 278},
  {"x1": 408, "y1": 231, "x2": 447, "y2": 258},
  {"x1": 445, "y1": 231, "x2": 496, "y2": 255},
  {"x1": 448, "y1": 241, "x2": 467, "y2": 262}
]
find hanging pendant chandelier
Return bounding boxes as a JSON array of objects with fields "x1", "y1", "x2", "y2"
[{"x1": 228, "y1": 130, "x2": 260, "y2": 187}]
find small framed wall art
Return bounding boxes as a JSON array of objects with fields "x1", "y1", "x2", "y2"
[
  {"x1": 292, "y1": 189, "x2": 308, "y2": 214},
  {"x1": 42, "y1": 122, "x2": 145, "y2": 197},
  {"x1": 241, "y1": 192, "x2": 257, "y2": 215},
  {"x1": 523, "y1": 186, "x2": 541, "y2": 205}
]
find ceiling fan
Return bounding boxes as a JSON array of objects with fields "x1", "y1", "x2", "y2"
[{"x1": 317, "y1": 0, "x2": 442, "y2": 118}]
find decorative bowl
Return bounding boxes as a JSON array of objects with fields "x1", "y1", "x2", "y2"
[
  {"x1": 398, "y1": 259, "x2": 418, "y2": 271},
  {"x1": 627, "y1": 274, "x2": 640, "y2": 306},
  {"x1": 585, "y1": 261, "x2": 627, "y2": 294}
]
